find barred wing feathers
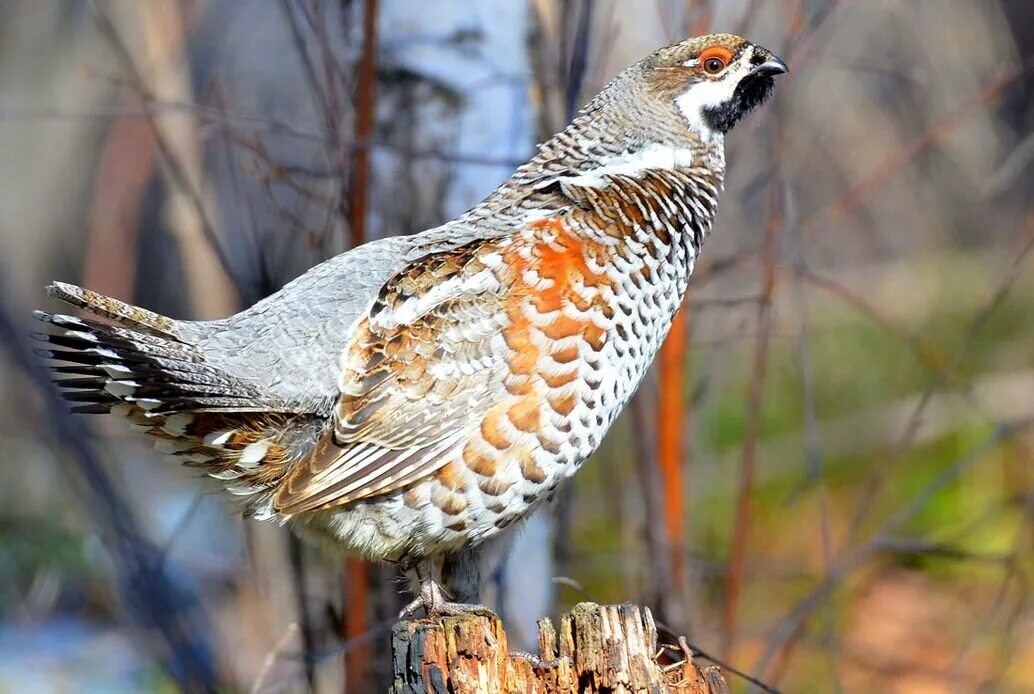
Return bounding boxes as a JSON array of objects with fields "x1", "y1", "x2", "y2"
[{"x1": 274, "y1": 241, "x2": 513, "y2": 514}]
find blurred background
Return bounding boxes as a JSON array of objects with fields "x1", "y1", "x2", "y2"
[{"x1": 1, "y1": 0, "x2": 1032, "y2": 691}]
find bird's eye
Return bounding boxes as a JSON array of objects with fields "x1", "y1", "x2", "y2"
[
  {"x1": 703, "y1": 57, "x2": 726, "y2": 74},
  {"x1": 698, "y1": 46, "x2": 733, "y2": 75}
]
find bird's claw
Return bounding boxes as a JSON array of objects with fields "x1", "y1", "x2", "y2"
[{"x1": 397, "y1": 576, "x2": 498, "y2": 621}]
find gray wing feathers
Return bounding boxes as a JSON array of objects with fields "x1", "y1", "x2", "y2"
[
  {"x1": 196, "y1": 227, "x2": 495, "y2": 409},
  {"x1": 196, "y1": 236, "x2": 416, "y2": 408},
  {"x1": 42, "y1": 225, "x2": 488, "y2": 418}
]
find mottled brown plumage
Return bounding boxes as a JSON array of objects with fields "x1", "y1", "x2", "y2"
[{"x1": 34, "y1": 33, "x2": 786, "y2": 615}]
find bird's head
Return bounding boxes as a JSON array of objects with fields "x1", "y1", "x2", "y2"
[
  {"x1": 513, "y1": 34, "x2": 786, "y2": 195},
  {"x1": 650, "y1": 33, "x2": 787, "y2": 134},
  {"x1": 587, "y1": 33, "x2": 787, "y2": 144}
]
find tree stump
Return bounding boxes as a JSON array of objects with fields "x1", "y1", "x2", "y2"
[{"x1": 391, "y1": 602, "x2": 727, "y2": 693}]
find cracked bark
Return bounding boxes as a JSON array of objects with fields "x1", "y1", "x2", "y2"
[{"x1": 391, "y1": 602, "x2": 726, "y2": 693}]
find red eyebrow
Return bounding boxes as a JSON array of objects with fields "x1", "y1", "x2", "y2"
[{"x1": 699, "y1": 46, "x2": 734, "y2": 64}]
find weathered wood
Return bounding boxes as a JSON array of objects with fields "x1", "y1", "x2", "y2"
[{"x1": 391, "y1": 602, "x2": 727, "y2": 693}]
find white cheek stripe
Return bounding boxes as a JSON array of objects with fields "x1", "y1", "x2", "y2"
[
  {"x1": 675, "y1": 73, "x2": 742, "y2": 115},
  {"x1": 675, "y1": 46, "x2": 758, "y2": 136}
]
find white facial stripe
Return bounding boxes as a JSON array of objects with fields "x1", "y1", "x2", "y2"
[
  {"x1": 675, "y1": 45, "x2": 757, "y2": 137},
  {"x1": 538, "y1": 143, "x2": 697, "y2": 189}
]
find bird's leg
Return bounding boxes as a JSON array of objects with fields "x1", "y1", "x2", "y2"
[
  {"x1": 397, "y1": 559, "x2": 430, "y2": 620},
  {"x1": 397, "y1": 559, "x2": 497, "y2": 620}
]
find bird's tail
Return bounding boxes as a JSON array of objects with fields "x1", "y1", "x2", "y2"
[{"x1": 33, "y1": 282, "x2": 316, "y2": 518}]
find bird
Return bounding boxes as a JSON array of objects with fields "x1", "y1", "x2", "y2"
[{"x1": 34, "y1": 33, "x2": 786, "y2": 617}]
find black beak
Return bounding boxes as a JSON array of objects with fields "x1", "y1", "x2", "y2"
[{"x1": 751, "y1": 56, "x2": 788, "y2": 77}]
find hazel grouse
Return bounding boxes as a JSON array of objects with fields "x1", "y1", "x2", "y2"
[{"x1": 35, "y1": 33, "x2": 787, "y2": 616}]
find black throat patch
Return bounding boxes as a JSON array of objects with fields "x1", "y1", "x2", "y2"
[{"x1": 701, "y1": 73, "x2": 775, "y2": 133}]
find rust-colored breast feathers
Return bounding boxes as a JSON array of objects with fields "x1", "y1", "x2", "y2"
[{"x1": 273, "y1": 217, "x2": 616, "y2": 516}]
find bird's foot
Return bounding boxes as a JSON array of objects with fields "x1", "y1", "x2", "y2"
[
  {"x1": 398, "y1": 595, "x2": 425, "y2": 621},
  {"x1": 428, "y1": 599, "x2": 497, "y2": 619},
  {"x1": 397, "y1": 577, "x2": 497, "y2": 621}
]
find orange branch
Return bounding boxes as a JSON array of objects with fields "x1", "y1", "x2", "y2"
[
  {"x1": 344, "y1": 556, "x2": 369, "y2": 688},
  {"x1": 345, "y1": 1, "x2": 378, "y2": 688},
  {"x1": 347, "y1": 0, "x2": 378, "y2": 248},
  {"x1": 657, "y1": 308, "x2": 689, "y2": 591}
]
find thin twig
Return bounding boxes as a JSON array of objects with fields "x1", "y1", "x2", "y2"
[
  {"x1": 90, "y1": 3, "x2": 240, "y2": 294},
  {"x1": 721, "y1": 133, "x2": 784, "y2": 660},
  {"x1": 799, "y1": 65, "x2": 1028, "y2": 243},
  {"x1": 845, "y1": 212, "x2": 1034, "y2": 544},
  {"x1": 0, "y1": 102, "x2": 531, "y2": 168},
  {"x1": 250, "y1": 622, "x2": 300, "y2": 694},
  {"x1": 286, "y1": 533, "x2": 316, "y2": 690},
  {"x1": 753, "y1": 418, "x2": 1033, "y2": 681},
  {"x1": 0, "y1": 293, "x2": 221, "y2": 689}
]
